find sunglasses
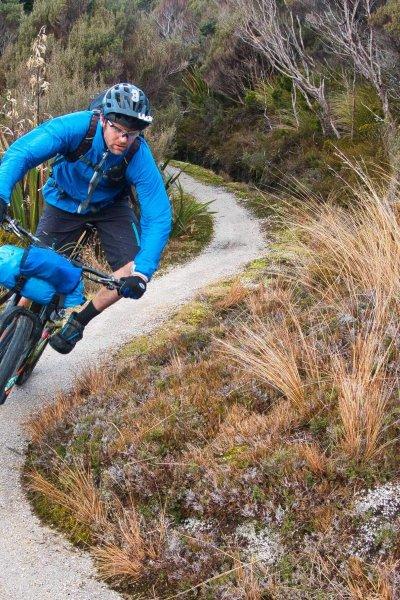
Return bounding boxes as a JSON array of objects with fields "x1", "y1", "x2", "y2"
[{"x1": 106, "y1": 119, "x2": 139, "y2": 140}]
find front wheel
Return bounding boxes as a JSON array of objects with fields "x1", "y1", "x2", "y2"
[
  {"x1": 0, "y1": 316, "x2": 33, "y2": 404},
  {"x1": 16, "y1": 333, "x2": 50, "y2": 386}
]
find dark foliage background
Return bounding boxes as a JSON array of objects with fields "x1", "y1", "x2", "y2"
[{"x1": 1, "y1": 0, "x2": 400, "y2": 196}]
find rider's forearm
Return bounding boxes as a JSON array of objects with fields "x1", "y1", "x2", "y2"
[
  {"x1": 134, "y1": 208, "x2": 172, "y2": 279},
  {"x1": 126, "y1": 140, "x2": 172, "y2": 279},
  {"x1": 92, "y1": 262, "x2": 133, "y2": 312}
]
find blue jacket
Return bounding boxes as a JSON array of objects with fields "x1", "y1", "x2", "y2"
[{"x1": 0, "y1": 111, "x2": 172, "y2": 279}]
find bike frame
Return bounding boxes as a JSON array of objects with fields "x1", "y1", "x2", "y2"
[{"x1": 0, "y1": 216, "x2": 122, "y2": 397}]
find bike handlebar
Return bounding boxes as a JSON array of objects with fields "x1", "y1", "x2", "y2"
[{"x1": 2, "y1": 216, "x2": 122, "y2": 292}]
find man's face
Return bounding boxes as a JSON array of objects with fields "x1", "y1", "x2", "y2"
[{"x1": 101, "y1": 115, "x2": 139, "y2": 155}]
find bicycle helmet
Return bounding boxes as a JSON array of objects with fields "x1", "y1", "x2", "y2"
[{"x1": 102, "y1": 83, "x2": 153, "y2": 130}]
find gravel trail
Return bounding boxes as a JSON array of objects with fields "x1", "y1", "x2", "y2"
[{"x1": 0, "y1": 171, "x2": 265, "y2": 600}]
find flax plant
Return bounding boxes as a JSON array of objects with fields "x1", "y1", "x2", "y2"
[{"x1": 170, "y1": 180, "x2": 215, "y2": 238}]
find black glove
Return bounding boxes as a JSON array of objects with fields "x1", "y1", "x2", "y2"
[
  {"x1": 119, "y1": 274, "x2": 147, "y2": 299},
  {"x1": 0, "y1": 199, "x2": 8, "y2": 223}
]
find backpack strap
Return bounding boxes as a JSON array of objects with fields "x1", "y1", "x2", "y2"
[
  {"x1": 124, "y1": 136, "x2": 141, "y2": 165},
  {"x1": 104, "y1": 136, "x2": 141, "y2": 183},
  {"x1": 64, "y1": 111, "x2": 101, "y2": 162}
]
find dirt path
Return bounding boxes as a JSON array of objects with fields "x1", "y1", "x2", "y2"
[{"x1": 0, "y1": 171, "x2": 265, "y2": 599}]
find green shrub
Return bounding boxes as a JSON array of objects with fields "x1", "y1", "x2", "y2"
[
  {"x1": 330, "y1": 84, "x2": 384, "y2": 141},
  {"x1": 170, "y1": 181, "x2": 215, "y2": 238}
]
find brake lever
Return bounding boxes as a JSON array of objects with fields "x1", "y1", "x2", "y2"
[
  {"x1": 83, "y1": 273, "x2": 121, "y2": 292},
  {"x1": 3, "y1": 216, "x2": 42, "y2": 245},
  {"x1": 3, "y1": 217, "x2": 21, "y2": 237}
]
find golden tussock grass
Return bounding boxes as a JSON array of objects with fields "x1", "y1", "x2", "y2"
[
  {"x1": 288, "y1": 182, "x2": 400, "y2": 306},
  {"x1": 296, "y1": 441, "x2": 329, "y2": 476},
  {"x1": 333, "y1": 306, "x2": 394, "y2": 461},
  {"x1": 93, "y1": 506, "x2": 147, "y2": 583},
  {"x1": 312, "y1": 504, "x2": 337, "y2": 533},
  {"x1": 27, "y1": 463, "x2": 108, "y2": 532},
  {"x1": 25, "y1": 365, "x2": 116, "y2": 444},
  {"x1": 214, "y1": 280, "x2": 249, "y2": 310},
  {"x1": 94, "y1": 504, "x2": 169, "y2": 585},
  {"x1": 29, "y1": 457, "x2": 163, "y2": 586},
  {"x1": 93, "y1": 543, "x2": 143, "y2": 584},
  {"x1": 222, "y1": 168, "x2": 400, "y2": 465},
  {"x1": 220, "y1": 310, "x2": 321, "y2": 415},
  {"x1": 346, "y1": 556, "x2": 398, "y2": 600},
  {"x1": 245, "y1": 282, "x2": 271, "y2": 318},
  {"x1": 25, "y1": 390, "x2": 81, "y2": 445}
]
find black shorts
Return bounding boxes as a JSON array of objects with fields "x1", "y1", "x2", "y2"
[{"x1": 35, "y1": 200, "x2": 140, "y2": 271}]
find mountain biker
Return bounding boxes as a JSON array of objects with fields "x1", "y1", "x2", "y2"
[{"x1": 0, "y1": 83, "x2": 172, "y2": 354}]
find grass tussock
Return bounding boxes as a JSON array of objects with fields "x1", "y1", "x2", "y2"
[
  {"x1": 345, "y1": 556, "x2": 399, "y2": 600},
  {"x1": 28, "y1": 463, "x2": 108, "y2": 532},
  {"x1": 296, "y1": 442, "x2": 329, "y2": 477},
  {"x1": 287, "y1": 180, "x2": 400, "y2": 304},
  {"x1": 222, "y1": 310, "x2": 320, "y2": 414},
  {"x1": 25, "y1": 365, "x2": 115, "y2": 445},
  {"x1": 333, "y1": 319, "x2": 393, "y2": 461},
  {"x1": 93, "y1": 507, "x2": 148, "y2": 584},
  {"x1": 25, "y1": 165, "x2": 400, "y2": 598}
]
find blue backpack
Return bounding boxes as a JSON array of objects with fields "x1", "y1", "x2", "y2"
[{"x1": 0, "y1": 244, "x2": 85, "y2": 307}]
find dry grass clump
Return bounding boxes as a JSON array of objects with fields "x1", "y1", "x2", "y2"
[
  {"x1": 345, "y1": 556, "x2": 399, "y2": 600},
  {"x1": 28, "y1": 463, "x2": 108, "y2": 534},
  {"x1": 221, "y1": 287, "x2": 323, "y2": 415},
  {"x1": 214, "y1": 279, "x2": 250, "y2": 310},
  {"x1": 333, "y1": 316, "x2": 393, "y2": 461},
  {"x1": 223, "y1": 169, "x2": 400, "y2": 465},
  {"x1": 296, "y1": 442, "x2": 328, "y2": 477},
  {"x1": 25, "y1": 365, "x2": 115, "y2": 444},
  {"x1": 28, "y1": 463, "x2": 164, "y2": 586},
  {"x1": 287, "y1": 182, "x2": 400, "y2": 306},
  {"x1": 93, "y1": 507, "x2": 148, "y2": 584}
]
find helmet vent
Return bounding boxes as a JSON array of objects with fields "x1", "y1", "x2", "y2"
[{"x1": 102, "y1": 83, "x2": 152, "y2": 127}]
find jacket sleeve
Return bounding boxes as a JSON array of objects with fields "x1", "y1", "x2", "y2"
[
  {"x1": 0, "y1": 112, "x2": 91, "y2": 204},
  {"x1": 126, "y1": 140, "x2": 172, "y2": 280}
]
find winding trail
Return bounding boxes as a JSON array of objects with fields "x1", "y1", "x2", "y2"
[{"x1": 0, "y1": 171, "x2": 265, "y2": 599}]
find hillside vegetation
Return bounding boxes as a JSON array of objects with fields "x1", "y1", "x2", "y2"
[
  {"x1": 1, "y1": 0, "x2": 400, "y2": 196},
  {"x1": 1, "y1": 0, "x2": 400, "y2": 597},
  {"x1": 25, "y1": 164, "x2": 400, "y2": 598}
]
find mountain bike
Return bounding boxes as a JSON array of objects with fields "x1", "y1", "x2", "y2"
[{"x1": 0, "y1": 216, "x2": 122, "y2": 405}]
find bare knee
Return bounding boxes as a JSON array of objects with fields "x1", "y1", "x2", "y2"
[
  {"x1": 113, "y1": 261, "x2": 133, "y2": 279},
  {"x1": 18, "y1": 297, "x2": 31, "y2": 308}
]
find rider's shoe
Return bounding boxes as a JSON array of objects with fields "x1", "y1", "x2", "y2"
[{"x1": 49, "y1": 312, "x2": 85, "y2": 354}]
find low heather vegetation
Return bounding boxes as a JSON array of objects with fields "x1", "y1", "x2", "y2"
[{"x1": 25, "y1": 168, "x2": 400, "y2": 598}]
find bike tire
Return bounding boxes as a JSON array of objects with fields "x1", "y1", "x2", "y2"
[
  {"x1": 0, "y1": 316, "x2": 33, "y2": 404},
  {"x1": 15, "y1": 336, "x2": 49, "y2": 386}
]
